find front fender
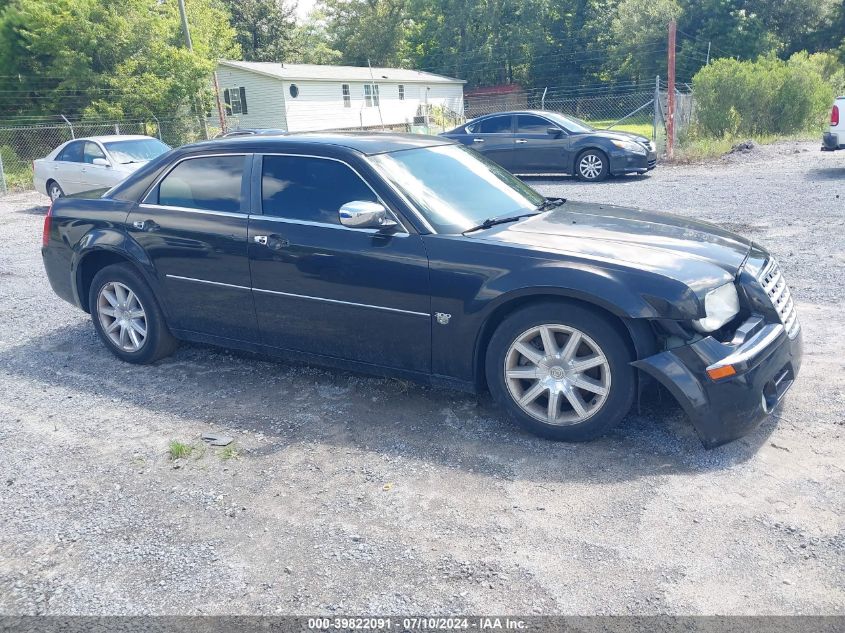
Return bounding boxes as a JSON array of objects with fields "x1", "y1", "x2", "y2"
[
  {"x1": 425, "y1": 235, "x2": 702, "y2": 384},
  {"x1": 477, "y1": 260, "x2": 699, "y2": 321}
]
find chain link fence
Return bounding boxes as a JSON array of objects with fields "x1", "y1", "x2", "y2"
[
  {"x1": 0, "y1": 116, "x2": 209, "y2": 194},
  {"x1": 0, "y1": 80, "x2": 694, "y2": 195}
]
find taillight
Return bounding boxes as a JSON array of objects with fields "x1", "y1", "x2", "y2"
[
  {"x1": 833, "y1": 104, "x2": 840, "y2": 126},
  {"x1": 42, "y1": 203, "x2": 53, "y2": 248}
]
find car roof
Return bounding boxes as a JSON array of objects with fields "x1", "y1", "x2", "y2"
[
  {"x1": 470, "y1": 110, "x2": 567, "y2": 120},
  {"x1": 181, "y1": 132, "x2": 455, "y2": 156},
  {"x1": 72, "y1": 134, "x2": 160, "y2": 143}
]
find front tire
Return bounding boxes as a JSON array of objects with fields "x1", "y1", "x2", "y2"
[
  {"x1": 575, "y1": 150, "x2": 609, "y2": 182},
  {"x1": 89, "y1": 264, "x2": 177, "y2": 364},
  {"x1": 486, "y1": 302, "x2": 635, "y2": 441}
]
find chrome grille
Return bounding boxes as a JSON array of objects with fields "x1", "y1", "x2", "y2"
[{"x1": 758, "y1": 259, "x2": 800, "y2": 338}]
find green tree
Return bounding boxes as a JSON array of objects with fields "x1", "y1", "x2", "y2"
[
  {"x1": 0, "y1": 0, "x2": 236, "y2": 119},
  {"x1": 221, "y1": 0, "x2": 298, "y2": 62},
  {"x1": 288, "y1": 12, "x2": 343, "y2": 64},
  {"x1": 319, "y1": 0, "x2": 409, "y2": 67},
  {"x1": 610, "y1": 0, "x2": 681, "y2": 81}
]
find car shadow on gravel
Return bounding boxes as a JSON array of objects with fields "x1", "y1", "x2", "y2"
[
  {"x1": 520, "y1": 174, "x2": 651, "y2": 185},
  {"x1": 3, "y1": 323, "x2": 778, "y2": 483},
  {"x1": 806, "y1": 167, "x2": 845, "y2": 181},
  {"x1": 14, "y1": 203, "x2": 49, "y2": 215}
]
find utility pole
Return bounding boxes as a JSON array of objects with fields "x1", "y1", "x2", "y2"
[
  {"x1": 667, "y1": 19, "x2": 676, "y2": 159},
  {"x1": 653, "y1": 75, "x2": 660, "y2": 142},
  {"x1": 177, "y1": 0, "x2": 210, "y2": 139},
  {"x1": 706, "y1": 41, "x2": 711, "y2": 65}
]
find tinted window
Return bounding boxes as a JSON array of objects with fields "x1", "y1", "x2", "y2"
[
  {"x1": 58, "y1": 141, "x2": 84, "y2": 162},
  {"x1": 157, "y1": 155, "x2": 244, "y2": 213},
  {"x1": 516, "y1": 115, "x2": 553, "y2": 134},
  {"x1": 83, "y1": 142, "x2": 106, "y2": 164},
  {"x1": 478, "y1": 115, "x2": 512, "y2": 134},
  {"x1": 262, "y1": 155, "x2": 377, "y2": 224}
]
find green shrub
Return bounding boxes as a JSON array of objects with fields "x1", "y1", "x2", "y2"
[
  {"x1": 0, "y1": 144, "x2": 33, "y2": 191},
  {"x1": 691, "y1": 53, "x2": 835, "y2": 138}
]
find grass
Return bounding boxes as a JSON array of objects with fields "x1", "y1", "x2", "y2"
[
  {"x1": 673, "y1": 129, "x2": 820, "y2": 162},
  {"x1": 587, "y1": 119, "x2": 655, "y2": 138},
  {"x1": 0, "y1": 163, "x2": 33, "y2": 192},
  {"x1": 168, "y1": 440, "x2": 194, "y2": 460},
  {"x1": 219, "y1": 444, "x2": 240, "y2": 460}
]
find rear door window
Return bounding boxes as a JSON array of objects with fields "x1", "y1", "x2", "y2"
[
  {"x1": 261, "y1": 155, "x2": 378, "y2": 225},
  {"x1": 477, "y1": 115, "x2": 513, "y2": 134},
  {"x1": 155, "y1": 155, "x2": 245, "y2": 213},
  {"x1": 58, "y1": 141, "x2": 84, "y2": 162}
]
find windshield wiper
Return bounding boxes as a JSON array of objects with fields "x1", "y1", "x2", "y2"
[
  {"x1": 536, "y1": 196, "x2": 566, "y2": 211},
  {"x1": 463, "y1": 211, "x2": 541, "y2": 234}
]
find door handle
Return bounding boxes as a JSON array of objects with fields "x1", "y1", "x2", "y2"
[
  {"x1": 472, "y1": 138, "x2": 485, "y2": 143},
  {"x1": 132, "y1": 219, "x2": 159, "y2": 231},
  {"x1": 515, "y1": 139, "x2": 528, "y2": 144},
  {"x1": 254, "y1": 234, "x2": 290, "y2": 250}
]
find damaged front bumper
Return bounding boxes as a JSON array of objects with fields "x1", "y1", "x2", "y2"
[{"x1": 633, "y1": 316, "x2": 803, "y2": 448}]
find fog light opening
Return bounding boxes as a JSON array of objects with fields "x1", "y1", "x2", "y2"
[{"x1": 762, "y1": 380, "x2": 779, "y2": 414}]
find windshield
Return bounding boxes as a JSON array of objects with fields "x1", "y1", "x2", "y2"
[
  {"x1": 104, "y1": 138, "x2": 171, "y2": 164},
  {"x1": 544, "y1": 112, "x2": 595, "y2": 134},
  {"x1": 370, "y1": 144, "x2": 545, "y2": 234}
]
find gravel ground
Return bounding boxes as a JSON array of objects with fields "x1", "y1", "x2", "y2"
[{"x1": 0, "y1": 140, "x2": 843, "y2": 615}]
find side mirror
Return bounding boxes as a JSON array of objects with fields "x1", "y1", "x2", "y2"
[
  {"x1": 92, "y1": 157, "x2": 110, "y2": 167},
  {"x1": 547, "y1": 127, "x2": 563, "y2": 138},
  {"x1": 339, "y1": 200, "x2": 398, "y2": 231}
]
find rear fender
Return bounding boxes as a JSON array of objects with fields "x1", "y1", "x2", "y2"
[{"x1": 72, "y1": 229, "x2": 160, "y2": 311}]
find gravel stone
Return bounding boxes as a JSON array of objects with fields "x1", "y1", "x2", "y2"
[{"x1": 0, "y1": 140, "x2": 842, "y2": 615}]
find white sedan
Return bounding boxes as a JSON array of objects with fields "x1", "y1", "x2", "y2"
[{"x1": 33, "y1": 135, "x2": 171, "y2": 201}]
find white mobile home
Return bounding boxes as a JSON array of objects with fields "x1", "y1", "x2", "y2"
[{"x1": 211, "y1": 60, "x2": 465, "y2": 132}]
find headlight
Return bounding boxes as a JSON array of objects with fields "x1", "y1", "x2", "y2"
[
  {"x1": 692, "y1": 283, "x2": 740, "y2": 333},
  {"x1": 611, "y1": 139, "x2": 647, "y2": 155}
]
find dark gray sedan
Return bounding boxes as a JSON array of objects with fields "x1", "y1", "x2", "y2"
[{"x1": 442, "y1": 110, "x2": 657, "y2": 181}]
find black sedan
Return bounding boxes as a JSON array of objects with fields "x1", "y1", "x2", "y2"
[
  {"x1": 42, "y1": 133, "x2": 800, "y2": 448},
  {"x1": 442, "y1": 110, "x2": 657, "y2": 181}
]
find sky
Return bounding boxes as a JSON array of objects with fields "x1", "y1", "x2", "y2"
[{"x1": 296, "y1": 0, "x2": 318, "y2": 20}]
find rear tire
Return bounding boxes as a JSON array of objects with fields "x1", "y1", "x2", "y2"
[
  {"x1": 486, "y1": 301, "x2": 635, "y2": 441},
  {"x1": 47, "y1": 180, "x2": 64, "y2": 202},
  {"x1": 575, "y1": 150, "x2": 609, "y2": 182},
  {"x1": 89, "y1": 263, "x2": 177, "y2": 364}
]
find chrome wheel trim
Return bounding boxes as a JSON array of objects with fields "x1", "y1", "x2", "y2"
[
  {"x1": 48, "y1": 183, "x2": 62, "y2": 201},
  {"x1": 504, "y1": 324, "x2": 611, "y2": 426},
  {"x1": 97, "y1": 281, "x2": 148, "y2": 353},
  {"x1": 579, "y1": 154, "x2": 603, "y2": 179}
]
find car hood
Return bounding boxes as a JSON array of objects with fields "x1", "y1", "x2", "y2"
[
  {"x1": 475, "y1": 201, "x2": 752, "y2": 293},
  {"x1": 114, "y1": 161, "x2": 148, "y2": 173},
  {"x1": 581, "y1": 129, "x2": 652, "y2": 145}
]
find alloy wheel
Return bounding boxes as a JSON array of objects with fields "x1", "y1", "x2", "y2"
[
  {"x1": 504, "y1": 324, "x2": 611, "y2": 425},
  {"x1": 97, "y1": 281, "x2": 148, "y2": 352},
  {"x1": 579, "y1": 154, "x2": 603, "y2": 180},
  {"x1": 49, "y1": 183, "x2": 62, "y2": 201}
]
